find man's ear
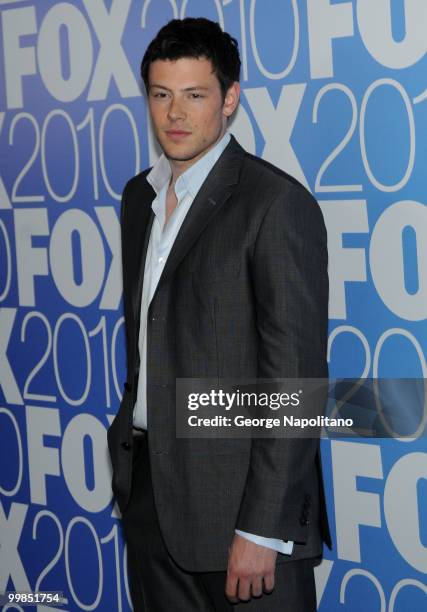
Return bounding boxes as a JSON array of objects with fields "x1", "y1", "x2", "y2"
[{"x1": 223, "y1": 82, "x2": 240, "y2": 118}]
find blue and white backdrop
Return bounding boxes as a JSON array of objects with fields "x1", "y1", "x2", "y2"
[{"x1": 0, "y1": 1, "x2": 426, "y2": 610}]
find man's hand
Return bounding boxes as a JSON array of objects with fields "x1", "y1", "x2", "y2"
[{"x1": 225, "y1": 533, "x2": 278, "y2": 603}]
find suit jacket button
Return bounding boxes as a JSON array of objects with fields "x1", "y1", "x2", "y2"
[
  {"x1": 121, "y1": 441, "x2": 131, "y2": 450},
  {"x1": 300, "y1": 517, "x2": 309, "y2": 526}
]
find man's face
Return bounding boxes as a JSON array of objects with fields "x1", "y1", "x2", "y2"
[{"x1": 147, "y1": 57, "x2": 239, "y2": 171}]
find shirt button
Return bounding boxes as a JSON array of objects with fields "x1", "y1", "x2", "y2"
[{"x1": 158, "y1": 256, "x2": 165, "y2": 264}]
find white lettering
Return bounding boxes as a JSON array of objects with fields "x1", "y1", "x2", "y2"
[
  {"x1": 244, "y1": 84, "x2": 308, "y2": 187},
  {"x1": 319, "y1": 200, "x2": 369, "y2": 319},
  {"x1": 26, "y1": 405, "x2": 61, "y2": 505},
  {"x1": 95, "y1": 207, "x2": 122, "y2": 310},
  {"x1": 61, "y1": 414, "x2": 112, "y2": 512},
  {"x1": 37, "y1": 3, "x2": 93, "y2": 102},
  {"x1": 2, "y1": 7, "x2": 37, "y2": 109},
  {"x1": 14, "y1": 208, "x2": 49, "y2": 306},
  {"x1": 0, "y1": 309, "x2": 23, "y2": 405},
  {"x1": 307, "y1": 0, "x2": 354, "y2": 79},
  {"x1": 0, "y1": 502, "x2": 30, "y2": 591},
  {"x1": 357, "y1": 0, "x2": 427, "y2": 69},
  {"x1": 384, "y1": 452, "x2": 427, "y2": 572},
  {"x1": 50, "y1": 209, "x2": 105, "y2": 307},
  {"x1": 370, "y1": 201, "x2": 427, "y2": 321},
  {"x1": 332, "y1": 441, "x2": 383, "y2": 562},
  {"x1": 84, "y1": 0, "x2": 139, "y2": 101}
]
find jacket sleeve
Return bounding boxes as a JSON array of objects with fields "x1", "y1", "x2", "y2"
[{"x1": 235, "y1": 180, "x2": 329, "y2": 543}]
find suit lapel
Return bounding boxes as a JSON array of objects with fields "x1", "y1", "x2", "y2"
[
  {"x1": 122, "y1": 178, "x2": 155, "y2": 328},
  {"x1": 154, "y1": 136, "x2": 245, "y2": 293},
  {"x1": 131, "y1": 211, "x2": 154, "y2": 326}
]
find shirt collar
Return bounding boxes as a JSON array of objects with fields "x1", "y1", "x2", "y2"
[{"x1": 147, "y1": 132, "x2": 231, "y2": 200}]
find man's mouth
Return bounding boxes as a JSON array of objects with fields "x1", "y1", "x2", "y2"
[{"x1": 165, "y1": 130, "x2": 191, "y2": 139}]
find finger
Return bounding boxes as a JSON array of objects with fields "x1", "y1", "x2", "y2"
[
  {"x1": 263, "y1": 572, "x2": 275, "y2": 593},
  {"x1": 225, "y1": 572, "x2": 239, "y2": 603},
  {"x1": 238, "y1": 577, "x2": 251, "y2": 602},
  {"x1": 251, "y1": 576, "x2": 263, "y2": 598}
]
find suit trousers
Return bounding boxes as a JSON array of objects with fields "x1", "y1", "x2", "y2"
[{"x1": 121, "y1": 434, "x2": 317, "y2": 612}]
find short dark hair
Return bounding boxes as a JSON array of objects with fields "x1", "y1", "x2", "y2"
[{"x1": 141, "y1": 18, "x2": 241, "y2": 99}]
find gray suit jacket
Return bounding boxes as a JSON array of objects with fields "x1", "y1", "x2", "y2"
[{"x1": 107, "y1": 136, "x2": 331, "y2": 572}]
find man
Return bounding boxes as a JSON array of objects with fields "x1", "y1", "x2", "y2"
[{"x1": 108, "y1": 17, "x2": 331, "y2": 612}]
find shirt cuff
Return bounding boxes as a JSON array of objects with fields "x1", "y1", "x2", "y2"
[{"x1": 235, "y1": 529, "x2": 294, "y2": 555}]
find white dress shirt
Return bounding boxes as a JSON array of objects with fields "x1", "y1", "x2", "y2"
[{"x1": 133, "y1": 131, "x2": 293, "y2": 555}]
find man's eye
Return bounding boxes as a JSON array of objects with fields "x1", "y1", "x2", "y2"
[
  {"x1": 152, "y1": 92, "x2": 167, "y2": 98},
  {"x1": 190, "y1": 93, "x2": 203, "y2": 99}
]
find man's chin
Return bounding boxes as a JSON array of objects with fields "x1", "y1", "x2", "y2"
[
  {"x1": 168, "y1": 153, "x2": 199, "y2": 162},
  {"x1": 163, "y1": 147, "x2": 201, "y2": 163}
]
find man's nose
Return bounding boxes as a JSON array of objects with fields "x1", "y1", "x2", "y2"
[{"x1": 167, "y1": 97, "x2": 186, "y2": 121}]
